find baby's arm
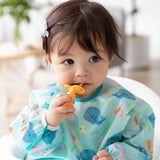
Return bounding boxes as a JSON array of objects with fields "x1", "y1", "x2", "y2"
[{"x1": 9, "y1": 90, "x2": 74, "y2": 154}]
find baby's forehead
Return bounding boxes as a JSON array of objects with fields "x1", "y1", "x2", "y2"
[
  {"x1": 51, "y1": 33, "x2": 105, "y2": 55},
  {"x1": 57, "y1": 45, "x2": 106, "y2": 60}
]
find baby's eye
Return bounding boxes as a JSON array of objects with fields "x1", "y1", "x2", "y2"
[
  {"x1": 64, "y1": 59, "x2": 74, "y2": 65},
  {"x1": 89, "y1": 56, "x2": 99, "y2": 62}
]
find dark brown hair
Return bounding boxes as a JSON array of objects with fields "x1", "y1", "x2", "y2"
[{"x1": 42, "y1": 0, "x2": 124, "y2": 61}]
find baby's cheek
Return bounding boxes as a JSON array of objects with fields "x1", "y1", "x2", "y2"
[{"x1": 56, "y1": 70, "x2": 73, "y2": 85}]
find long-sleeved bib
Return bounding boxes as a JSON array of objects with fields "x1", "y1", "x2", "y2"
[{"x1": 9, "y1": 78, "x2": 155, "y2": 160}]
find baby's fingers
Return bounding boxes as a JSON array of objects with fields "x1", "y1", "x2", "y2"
[
  {"x1": 56, "y1": 105, "x2": 75, "y2": 114},
  {"x1": 96, "y1": 150, "x2": 113, "y2": 160},
  {"x1": 97, "y1": 150, "x2": 110, "y2": 157},
  {"x1": 92, "y1": 155, "x2": 98, "y2": 160},
  {"x1": 50, "y1": 93, "x2": 72, "y2": 108}
]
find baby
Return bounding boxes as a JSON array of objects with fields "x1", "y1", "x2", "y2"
[{"x1": 9, "y1": 0, "x2": 155, "y2": 159}]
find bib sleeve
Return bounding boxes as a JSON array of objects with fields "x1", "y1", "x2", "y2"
[
  {"x1": 9, "y1": 90, "x2": 64, "y2": 154},
  {"x1": 102, "y1": 101, "x2": 155, "y2": 160}
]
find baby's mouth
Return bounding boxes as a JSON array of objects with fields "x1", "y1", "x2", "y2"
[
  {"x1": 71, "y1": 83, "x2": 81, "y2": 86},
  {"x1": 71, "y1": 83, "x2": 90, "y2": 88},
  {"x1": 82, "y1": 83, "x2": 90, "y2": 88}
]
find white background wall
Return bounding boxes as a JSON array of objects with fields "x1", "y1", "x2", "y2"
[
  {"x1": 0, "y1": 0, "x2": 160, "y2": 59},
  {"x1": 95, "y1": 0, "x2": 160, "y2": 60}
]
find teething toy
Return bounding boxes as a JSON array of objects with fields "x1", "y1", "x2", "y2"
[{"x1": 63, "y1": 84, "x2": 85, "y2": 106}]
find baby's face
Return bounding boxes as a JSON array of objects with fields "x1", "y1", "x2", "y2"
[{"x1": 47, "y1": 40, "x2": 111, "y2": 99}]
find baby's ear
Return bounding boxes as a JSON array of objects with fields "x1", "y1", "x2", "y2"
[
  {"x1": 109, "y1": 53, "x2": 114, "y2": 64},
  {"x1": 45, "y1": 54, "x2": 52, "y2": 64}
]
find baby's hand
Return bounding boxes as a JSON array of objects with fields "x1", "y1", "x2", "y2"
[
  {"x1": 45, "y1": 93, "x2": 75, "y2": 127},
  {"x1": 92, "y1": 149, "x2": 113, "y2": 160}
]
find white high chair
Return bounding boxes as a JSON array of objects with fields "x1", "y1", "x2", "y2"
[{"x1": 0, "y1": 76, "x2": 160, "y2": 160}]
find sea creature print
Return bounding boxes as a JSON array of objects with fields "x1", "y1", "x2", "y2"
[
  {"x1": 23, "y1": 122, "x2": 37, "y2": 143},
  {"x1": 114, "y1": 105, "x2": 123, "y2": 117},
  {"x1": 31, "y1": 145, "x2": 40, "y2": 152},
  {"x1": 57, "y1": 142, "x2": 63, "y2": 151},
  {"x1": 47, "y1": 83, "x2": 57, "y2": 87},
  {"x1": 42, "y1": 103, "x2": 50, "y2": 109},
  {"x1": 83, "y1": 106, "x2": 106, "y2": 125},
  {"x1": 145, "y1": 139, "x2": 151, "y2": 152},
  {"x1": 115, "y1": 143, "x2": 126, "y2": 160},
  {"x1": 148, "y1": 113, "x2": 155, "y2": 127},
  {"x1": 77, "y1": 149, "x2": 96, "y2": 160},
  {"x1": 113, "y1": 89, "x2": 136, "y2": 100},
  {"x1": 71, "y1": 134, "x2": 81, "y2": 149},
  {"x1": 77, "y1": 124, "x2": 86, "y2": 135},
  {"x1": 39, "y1": 90, "x2": 54, "y2": 97},
  {"x1": 32, "y1": 108, "x2": 42, "y2": 116},
  {"x1": 20, "y1": 115, "x2": 29, "y2": 128},
  {"x1": 42, "y1": 129, "x2": 57, "y2": 144},
  {"x1": 134, "y1": 115, "x2": 139, "y2": 125},
  {"x1": 39, "y1": 148, "x2": 53, "y2": 157}
]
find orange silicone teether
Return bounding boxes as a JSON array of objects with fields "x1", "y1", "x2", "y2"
[{"x1": 63, "y1": 84, "x2": 85, "y2": 106}]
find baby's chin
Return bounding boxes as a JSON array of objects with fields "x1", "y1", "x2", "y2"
[{"x1": 75, "y1": 92, "x2": 90, "y2": 99}]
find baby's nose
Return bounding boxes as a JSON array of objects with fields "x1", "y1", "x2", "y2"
[{"x1": 75, "y1": 66, "x2": 90, "y2": 77}]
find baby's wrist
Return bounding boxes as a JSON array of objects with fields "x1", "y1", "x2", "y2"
[{"x1": 44, "y1": 111, "x2": 60, "y2": 128}]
